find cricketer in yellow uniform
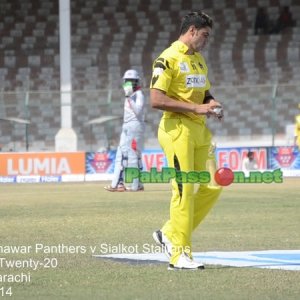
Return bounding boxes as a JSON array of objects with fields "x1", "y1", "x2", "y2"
[
  {"x1": 150, "y1": 40, "x2": 222, "y2": 265},
  {"x1": 296, "y1": 110, "x2": 300, "y2": 150}
]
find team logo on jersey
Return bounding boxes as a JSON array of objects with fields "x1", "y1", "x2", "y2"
[
  {"x1": 153, "y1": 67, "x2": 164, "y2": 76},
  {"x1": 151, "y1": 57, "x2": 170, "y2": 86},
  {"x1": 179, "y1": 62, "x2": 189, "y2": 72},
  {"x1": 186, "y1": 75, "x2": 206, "y2": 88},
  {"x1": 198, "y1": 63, "x2": 204, "y2": 70}
]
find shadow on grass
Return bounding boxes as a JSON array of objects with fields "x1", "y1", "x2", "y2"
[{"x1": 95, "y1": 256, "x2": 233, "y2": 269}]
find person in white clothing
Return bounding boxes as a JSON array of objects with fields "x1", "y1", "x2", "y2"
[
  {"x1": 242, "y1": 151, "x2": 258, "y2": 177},
  {"x1": 105, "y1": 69, "x2": 145, "y2": 192}
]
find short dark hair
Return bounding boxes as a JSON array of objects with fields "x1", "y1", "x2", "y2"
[
  {"x1": 247, "y1": 151, "x2": 254, "y2": 158},
  {"x1": 179, "y1": 11, "x2": 213, "y2": 35}
]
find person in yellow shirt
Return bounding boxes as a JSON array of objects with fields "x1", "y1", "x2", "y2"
[
  {"x1": 150, "y1": 11, "x2": 223, "y2": 270},
  {"x1": 295, "y1": 105, "x2": 300, "y2": 150}
]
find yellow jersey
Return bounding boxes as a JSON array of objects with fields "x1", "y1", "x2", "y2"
[
  {"x1": 150, "y1": 40, "x2": 211, "y2": 123},
  {"x1": 296, "y1": 114, "x2": 300, "y2": 148}
]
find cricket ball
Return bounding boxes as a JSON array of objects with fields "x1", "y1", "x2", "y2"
[{"x1": 214, "y1": 167, "x2": 234, "y2": 186}]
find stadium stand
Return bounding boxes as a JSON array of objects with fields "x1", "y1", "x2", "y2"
[{"x1": 0, "y1": 0, "x2": 299, "y2": 151}]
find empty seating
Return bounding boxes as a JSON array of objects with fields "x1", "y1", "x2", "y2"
[{"x1": 0, "y1": 0, "x2": 299, "y2": 150}]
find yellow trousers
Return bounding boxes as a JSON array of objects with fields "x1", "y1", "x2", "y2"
[{"x1": 158, "y1": 117, "x2": 222, "y2": 265}]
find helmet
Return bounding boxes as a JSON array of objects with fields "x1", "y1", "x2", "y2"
[
  {"x1": 123, "y1": 69, "x2": 140, "y2": 81},
  {"x1": 122, "y1": 69, "x2": 140, "y2": 93}
]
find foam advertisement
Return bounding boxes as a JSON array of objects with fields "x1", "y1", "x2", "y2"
[{"x1": 216, "y1": 147, "x2": 268, "y2": 170}]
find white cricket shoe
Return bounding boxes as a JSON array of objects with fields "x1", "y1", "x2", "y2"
[
  {"x1": 104, "y1": 184, "x2": 126, "y2": 192},
  {"x1": 168, "y1": 253, "x2": 205, "y2": 270},
  {"x1": 126, "y1": 185, "x2": 144, "y2": 192},
  {"x1": 152, "y1": 230, "x2": 172, "y2": 259}
]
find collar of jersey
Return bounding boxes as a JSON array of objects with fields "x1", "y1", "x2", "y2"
[
  {"x1": 172, "y1": 40, "x2": 190, "y2": 54},
  {"x1": 172, "y1": 40, "x2": 200, "y2": 58}
]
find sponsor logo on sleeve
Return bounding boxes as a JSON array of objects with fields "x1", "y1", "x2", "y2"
[{"x1": 151, "y1": 58, "x2": 170, "y2": 86}]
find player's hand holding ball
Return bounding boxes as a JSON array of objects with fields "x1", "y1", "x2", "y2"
[
  {"x1": 208, "y1": 99, "x2": 224, "y2": 120},
  {"x1": 212, "y1": 105, "x2": 223, "y2": 120}
]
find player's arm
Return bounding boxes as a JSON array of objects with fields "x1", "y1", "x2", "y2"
[
  {"x1": 203, "y1": 90, "x2": 215, "y2": 103},
  {"x1": 127, "y1": 92, "x2": 144, "y2": 117},
  {"x1": 150, "y1": 88, "x2": 221, "y2": 116}
]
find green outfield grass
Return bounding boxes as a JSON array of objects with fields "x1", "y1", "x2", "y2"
[{"x1": 0, "y1": 179, "x2": 300, "y2": 299}]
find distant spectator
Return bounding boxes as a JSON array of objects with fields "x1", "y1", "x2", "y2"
[
  {"x1": 242, "y1": 151, "x2": 258, "y2": 177},
  {"x1": 254, "y1": 7, "x2": 269, "y2": 35},
  {"x1": 271, "y1": 6, "x2": 295, "y2": 33},
  {"x1": 295, "y1": 105, "x2": 300, "y2": 150}
]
